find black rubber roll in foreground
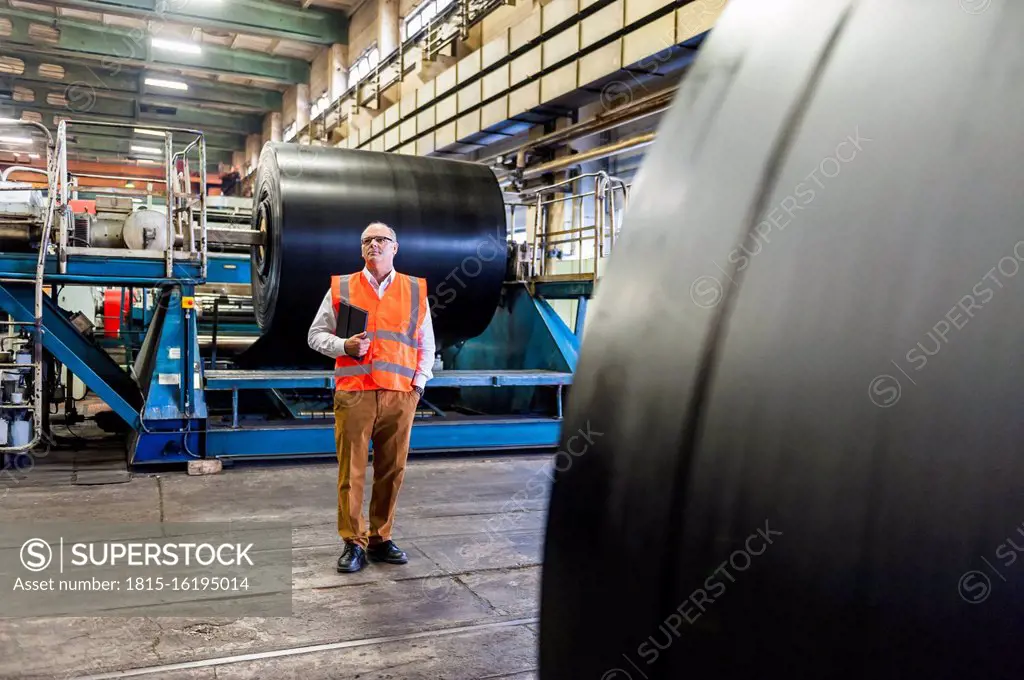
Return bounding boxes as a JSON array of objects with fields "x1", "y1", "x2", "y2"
[
  {"x1": 541, "y1": 1, "x2": 1024, "y2": 679},
  {"x1": 240, "y1": 142, "x2": 507, "y2": 367}
]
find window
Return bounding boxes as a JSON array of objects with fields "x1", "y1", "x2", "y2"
[
  {"x1": 283, "y1": 122, "x2": 297, "y2": 141},
  {"x1": 349, "y1": 45, "x2": 380, "y2": 87},
  {"x1": 310, "y1": 92, "x2": 330, "y2": 119},
  {"x1": 400, "y1": 0, "x2": 455, "y2": 41}
]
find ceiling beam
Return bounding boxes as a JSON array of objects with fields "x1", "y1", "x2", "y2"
[
  {"x1": 1, "y1": 100, "x2": 262, "y2": 136},
  {"x1": 43, "y1": 133, "x2": 235, "y2": 163},
  {"x1": 10, "y1": 72, "x2": 278, "y2": 118},
  {"x1": 2, "y1": 50, "x2": 284, "y2": 112},
  {"x1": 47, "y1": 0, "x2": 348, "y2": 45},
  {"x1": 4, "y1": 9, "x2": 311, "y2": 83},
  {"x1": 67, "y1": 124, "x2": 244, "y2": 151}
]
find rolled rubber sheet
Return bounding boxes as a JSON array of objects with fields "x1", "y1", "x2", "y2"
[
  {"x1": 239, "y1": 143, "x2": 507, "y2": 368},
  {"x1": 540, "y1": 1, "x2": 1024, "y2": 679}
]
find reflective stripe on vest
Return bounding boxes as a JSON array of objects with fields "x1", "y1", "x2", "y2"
[
  {"x1": 334, "y1": 361, "x2": 417, "y2": 378},
  {"x1": 366, "y1": 330, "x2": 417, "y2": 348}
]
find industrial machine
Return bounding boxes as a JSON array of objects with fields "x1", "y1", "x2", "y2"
[{"x1": 0, "y1": 119, "x2": 620, "y2": 466}]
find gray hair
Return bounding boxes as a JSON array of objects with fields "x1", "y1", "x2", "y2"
[{"x1": 363, "y1": 222, "x2": 397, "y2": 241}]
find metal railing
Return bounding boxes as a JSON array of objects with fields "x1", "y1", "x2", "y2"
[
  {"x1": 0, "y1": 119, "x2": 57, "y2": 453},
  {"x1": 54, "y1": 120, "x2": 208, "y2": 279},
  {"x1": 302, "y1": 0, "x2": 512, "y2": 144},
  {"x1": 518, "y1": 171, "x2": 630, "y2": 281}
]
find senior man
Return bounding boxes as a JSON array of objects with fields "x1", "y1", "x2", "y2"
[{"x1": 308, "y1": 221, "x2": 434, "y2": 573}]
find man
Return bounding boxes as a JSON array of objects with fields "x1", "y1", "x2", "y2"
[{"x1": 307, "y1": 222, "x2": 434, "y2": 573}]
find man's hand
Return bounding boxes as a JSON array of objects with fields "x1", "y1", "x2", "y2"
[
  {"x1": 412, "y1": 385, "x2": 424, "y2": 399},
  {"x1": 344, "y1": 332, "x2": 370, "y2": 358}
]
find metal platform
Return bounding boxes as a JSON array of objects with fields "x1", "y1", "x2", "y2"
[{"x1": 204, "y1": 368, "x2": 573, "y2": 390}]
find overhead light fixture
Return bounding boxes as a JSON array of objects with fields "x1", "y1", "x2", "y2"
[
  {"x1": 0, "y1": 117, "x2": 21, "y2": 124},
  {"x1": 125, "y1": 181, "x2": 135, "y2": 188},
  {"x1": 0, "y1": 136, "x2": 32, "y2": 144},
  {"x1": 134, "y1": 127, "x2": 166, "y2": 137},
  {"x1": 27, "y1": 153, "x2": 39, "y2": 159},
  {"x1": 130, "y1": 145, "x2": 163, "y2": 154},
  {"x1": 151, "y1": 37, "x2": 202, "y2": 54},
  {"x1": 137, "y1": 159, "x2": 160, "y2": 165},
  {"x1": 144, "y1": 77, "x2": 189, "y2": 91}
]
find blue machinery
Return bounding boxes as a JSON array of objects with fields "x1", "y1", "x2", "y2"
[
  {"x1": 0, "y1": 121, "x2": 616, "y2": 467},
  {"x1": 0, "y1": 253, "x2": 585, "y2": 465}
]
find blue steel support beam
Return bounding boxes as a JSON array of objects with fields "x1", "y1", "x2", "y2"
[
  {"x1": 574, "y1": 295, "x2": 589, "y2": 339},
  {"x1": 531, "y1": 295, "x2": 580, "y2": 372}
]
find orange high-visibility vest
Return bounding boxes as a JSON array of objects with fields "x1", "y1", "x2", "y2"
[{"x1": 331, "y1": 271, "x2": 427, "y2": 392}]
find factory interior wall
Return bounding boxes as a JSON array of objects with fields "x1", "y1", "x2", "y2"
[{"x1": 328, "y1": 0, "x2": 709, "y2": 157}]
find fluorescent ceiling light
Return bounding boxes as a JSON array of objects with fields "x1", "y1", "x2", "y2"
[
  {"x1": 144, "y1": 77, "x2": 188, "y2": 91},
  {"x1": 150, "y1": 37, "x2": 202, "y2": 54},
  {"x1": 134, "y1": 127, "x2": 166, "y2": 137},
  {"x1": 130, "y1": 145, "x2": 163, "y2": 154},
  {"x1": 27, "y1": 153, "x2": 39, "y2": 159},
  {"x1": 0, "y1": 136, "x2": 32, "y2": 144},
  {"x1": 0, "y1": 117, "x2": 21, "y2": 124},
  {"x1": 137, "y1": 159, "x2": 160, "y2": 165}
]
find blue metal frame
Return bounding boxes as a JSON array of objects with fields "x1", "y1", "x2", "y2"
[
  {"x1": 130, "y1": 288, "x2": 208, "y2": 465},
  {"x1": 205, "y1": 418, "x2": 563, "y2": 459},
  {"x1": 204, "y1": 368, "x2": 572, "y2": 391},
  {"x1": 0, "y1": 282, "x2": 143, "y2": 428},
  {"x1": 574, "y1": 295, "x2": 589, "y2": 339},
  {"x1": 0, "y1": 239, "x2": 593, "y2": 466},
  {"x1": 531, "y1": 295, "x2": 580, "y2": 372},
  {"x1": 0, "y1": 253, "x2": 203, "y2": 285},
  {"x1": 206, "y1": 254, "x2": 251, "y2": 285}
]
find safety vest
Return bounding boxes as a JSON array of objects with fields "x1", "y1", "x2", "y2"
[{"x1": 331, "y1": 271, "x2": 427, "y2": 392}]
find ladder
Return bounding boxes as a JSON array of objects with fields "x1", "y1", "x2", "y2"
[{"x1": 0, "y1": 121, "x2": 60, "y2": 456}]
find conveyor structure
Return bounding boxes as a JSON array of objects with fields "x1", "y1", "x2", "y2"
[{"x1": 0, "y1": 120, "x2": 607, "y2": 466}]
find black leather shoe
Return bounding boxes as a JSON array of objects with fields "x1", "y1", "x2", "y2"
[
  {"x1": 337, "y1": 543, "x2": 366, "y2": 573},
  {"x1": 367, "y1": 540, "x2": 408, "y2": 564}
]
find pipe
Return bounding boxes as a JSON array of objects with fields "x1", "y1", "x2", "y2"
[
  {"x1": 200, "y1": 134, "x2": 207, "y2": 279},
  {"x1": 518, "y1": 87, "x2": 675, "y2": 157},
  {"x1": 71, "y1": 172, "x2": 167, "y2": 184},
  {"x1": 483, "y1": 85, "x2": 678, "y2": 174},
  {"x1": 165, "y1": 132, "x2": 174, "y2": 278},
  {"x1": 0, "y1": 120, "x2": 54, "y2": 148},
  {"x1": 1, "y1": 166, "x2": 48, "y2": 182},
  {"x1": 64, "y1": 119, "x2": 205, "y2": 136},
  {"x1": 517, "y1": 132, "x2": 657, "y2": 182}
]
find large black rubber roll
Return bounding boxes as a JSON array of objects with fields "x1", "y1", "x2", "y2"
[
  {"x1": 239, "y1": 142, "x2": 507, "y2": 367},
  {"x1": 541, "y1": 1, "x2": 1024, "y2": 679}
]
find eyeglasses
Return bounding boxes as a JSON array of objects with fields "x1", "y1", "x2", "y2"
[{"x1": 361, "y1": 236, "x2": 394, "y2": 246}]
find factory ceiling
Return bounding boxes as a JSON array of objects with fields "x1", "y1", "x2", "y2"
[{"x1": 0, "y1": 0, "x2": 352, "y2": 168}]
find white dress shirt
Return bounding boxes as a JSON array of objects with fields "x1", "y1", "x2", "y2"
[{"x1": 307, "y1": 268, "x2": 435, "y2": 388}]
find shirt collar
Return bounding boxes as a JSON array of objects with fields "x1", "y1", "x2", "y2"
[{"x1": 362, "y1": 267, "x2": 395, "y2": 290}]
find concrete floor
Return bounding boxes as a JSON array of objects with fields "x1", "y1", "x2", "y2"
[{"x1": 0, "y1": 452, "x2": 551, "y2": 679}]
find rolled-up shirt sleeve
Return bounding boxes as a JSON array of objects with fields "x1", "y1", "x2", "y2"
[
  {"x1": 307, "y1": 290, "x2": 347, "y2": 359},
  {"x1": 413, "y1": 310, "x2": 436, "y2": 389}
]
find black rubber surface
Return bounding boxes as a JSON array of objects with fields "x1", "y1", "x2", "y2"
[
  {"x1": 240, "y1": 142, "x2": 507, "y2": 367},
  {"x1": 540, "y1": 1, "x2": 1024, "y2": 679}
]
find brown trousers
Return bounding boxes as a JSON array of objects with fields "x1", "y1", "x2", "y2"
[{"x1": 334, "y1": 388, "x2": 418, "y2": 548}]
